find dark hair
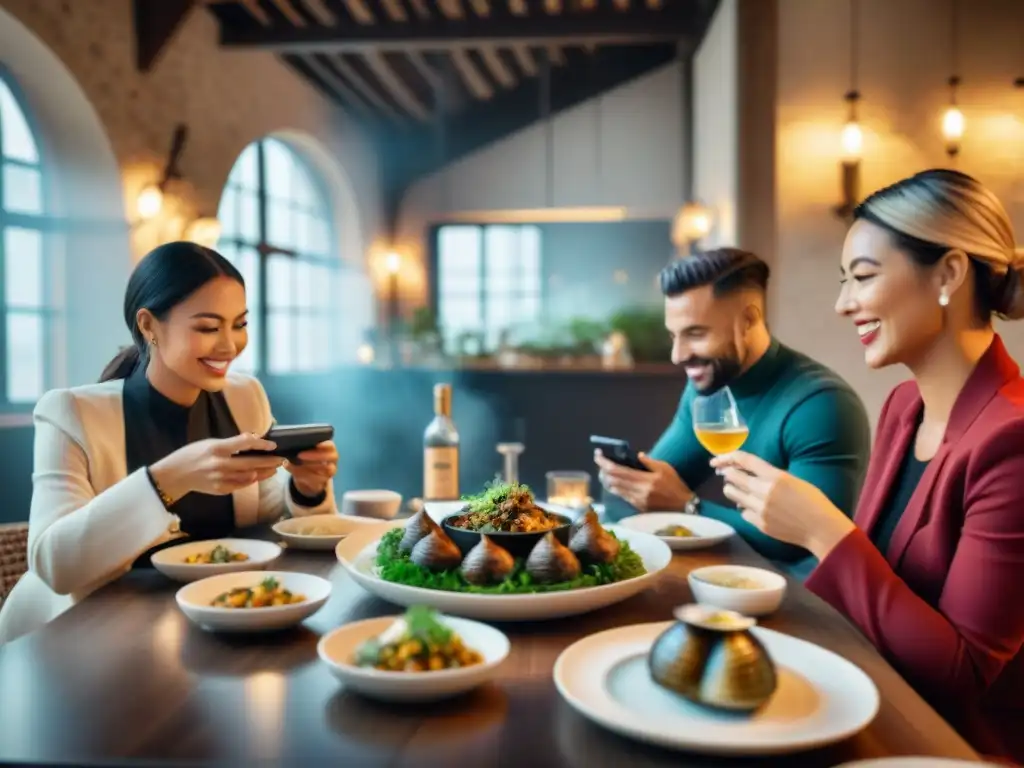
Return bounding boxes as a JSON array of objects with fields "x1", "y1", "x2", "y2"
[
  {"x1": 659, "y1": 247, "x2": 770, "y2": 298},
  {"x1": 854, "y1": 169, "x2": 1023, "y2": 321},
  {"x1": 99, "y1": 241, "x2": 244, "y2": 382}
]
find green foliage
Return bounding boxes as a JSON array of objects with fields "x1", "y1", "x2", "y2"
[{"x1": 608, "y1": 306, "x2": 672, "y2": 363}]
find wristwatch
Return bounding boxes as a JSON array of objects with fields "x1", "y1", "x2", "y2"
[{"x1": 684, "y1": 494, "x2": 701, "y2": 516}]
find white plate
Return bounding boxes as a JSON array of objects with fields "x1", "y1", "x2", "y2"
[
  {"x1": 272, "y1": 514, "x2": 366, "y2": 550},
  {"x1": 617, "y1": 512, "x2": 735, "y2": 551},
  {"x1": 151, "y1": 538, "x2": 282, "y2": 582},
  {"x1": 335, "y1": 524, "x2": 672, "y2": 621},
  {"x1": 553, "y1": 621, "x2": 879, "y2": 756},
  {"x1": 175, "y1": 570, "x2": 332, "y2": 632},
  {"x1": 318, "y1": 615, "x2": 509, "y2": 702}
]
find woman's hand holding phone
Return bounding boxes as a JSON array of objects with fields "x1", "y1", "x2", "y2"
[
  {"x1": 283, "y1": 441, "x2": 338, "y2": 497},
  {"x1": 149, "y1": 432, "x2": 286, "y2": 502}
]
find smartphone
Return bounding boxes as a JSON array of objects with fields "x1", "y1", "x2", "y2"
[
  {"x1": 590, "y1": 435, "x2": 650, "y2": 472},
  {"x1": 236, "y1": 424, "x2": 334, "y2": 463}
]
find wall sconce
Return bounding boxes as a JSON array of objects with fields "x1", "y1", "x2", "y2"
[
  {"x1": 835, "y1": 89, "x2": 862, "y2": 221},
  {"x1": 133, "y1": 124, "x2": 188, "y2": 225},
  {"x1": 183, "y1": 216, "x2": 223, "y2": 248},
  {"x1": 671, "y1": 201, "x2": 713, "y2": 255},
  {"x1": 942, "y1": 76, "x2": 965, "y2": 158}
]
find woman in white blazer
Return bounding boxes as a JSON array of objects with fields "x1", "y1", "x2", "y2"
[{"x1": 0, "y1": 242, "x2": 338, "y2": 644}]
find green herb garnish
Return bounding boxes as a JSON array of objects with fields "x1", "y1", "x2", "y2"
[{"x1": 374, "y1": 527, "x2": 646, "y2": 594}]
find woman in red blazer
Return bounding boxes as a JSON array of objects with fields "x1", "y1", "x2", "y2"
[{"x1": 712, "y1": 169, "x2": 1024, "y2": 763}]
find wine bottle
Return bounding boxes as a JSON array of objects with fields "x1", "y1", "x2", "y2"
[{"x1": 424, "y1": 383, "x2": 459, "y2": 500}]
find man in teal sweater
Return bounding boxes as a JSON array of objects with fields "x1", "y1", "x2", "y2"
[{"x1": 596, "y1": 248, "x2": 871, "y2": 570}]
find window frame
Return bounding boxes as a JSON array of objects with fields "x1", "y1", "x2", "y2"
[
  {"x1": 428, "y1": 222, "x2": 545, "y2": 353},
  {"x1": 217, "y1": 137, "x2": 341, "y2": 375},
  {"x1": 0, "y1": 65, "x2": 54, "y2": 411}
]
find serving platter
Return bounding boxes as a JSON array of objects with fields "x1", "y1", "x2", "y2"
[
  {"x1": 335, "y1": 523, "x2": 672, "y2": 621},
  {"x1": 553, "y1": 621, "x2": 880, "y2": 756}
]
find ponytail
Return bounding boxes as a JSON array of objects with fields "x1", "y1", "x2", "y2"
[{"x1": 99, "y1": 346, "x2": 142, "y2": 382}]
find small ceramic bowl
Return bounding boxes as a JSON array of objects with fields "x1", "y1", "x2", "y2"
[
  {"x1": 318, "y1": 615, "x2": 510, "y2": 703},
  {"x1": 687, "y1": 564, "x2": 787, "y2": 617},
  {"x1": 441, "y1": 511, "x2": 573, "y2": 558},
  {"x1": 273, "y1": 514, "x2": 381, "y2": 550},
  {"x1": 175, "y1": 570, "x2": 332, "y2": 632},
  {"x1": 151, "y1": 538, "x2": 282, "y2": 583},
  {"x1": 341, "y1": 490, "x2": 403, "y2": 520}
]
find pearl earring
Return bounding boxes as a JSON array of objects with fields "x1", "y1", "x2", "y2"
[
  {"x1": 149, "y1": 337, "x2": 157, "y2": 347},
  {"x1": 938, "y1": 289, "x2": 950, "y2": 307}
]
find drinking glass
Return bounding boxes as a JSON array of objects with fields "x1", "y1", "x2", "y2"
[
  {"x1": 546, "y1": 470, "x2": 591, "y2": 509},
  {"x1": 691, "y1": 386, "x2": 748, "y2": 455}
]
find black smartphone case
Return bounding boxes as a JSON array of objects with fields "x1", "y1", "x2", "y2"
[{"x1": 236, "y1": 424, "x2": 334, "y2": 463}]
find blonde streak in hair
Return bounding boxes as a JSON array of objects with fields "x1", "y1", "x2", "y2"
[{"x1": 867, "y1": 187, "x2": 1011, "y2": 273}]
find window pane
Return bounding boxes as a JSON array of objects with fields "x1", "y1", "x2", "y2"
[
  {"x1": 238, "y1": 191, "x2": 259, "y2": 242},
  {"x1": 230, "y1": 143, "x2": 258, "y2": 191},
  {"x1": 290, "y1": 162, "x2": 316, "y2": 209},
  {"x1": 267, "y1": 311, "x2": 294, "y2": 373},
  {"x1": 311, "y1": 263, "x2": 333, "y2": 309},
  {"x1": 0, "y1": 79, "x2": 39, "y2": 163},
  {"x1": 3, "y1": 164, "x2": 42, "y2": 214},
  {"x1": 264, "y1": 139, "x2": 293, "y2": 200},
  {"x1": 310, "y1": 217, "x2": 330, "y2": 257},
  {"x1": 266, "y1": 199, "x2": 292, "y2": 250},
  {"x1": 217, "y1": 186, "x2": 239, "y2": 238},
  {"x1": 295, "y1": 314, "x2": 317, "y2": 371},
  {"x1": 294, "y1": 260, "x2": 314, "y2": 309},
  {"x1": 4, "y1": 226, "x2": 43, "y2": 308},
  {"x1": 6, "y1": 311, "x2": 43, "y2": 402},
  {"x1": 266, "y1": 255, "x2": 293, "y2": 309}
]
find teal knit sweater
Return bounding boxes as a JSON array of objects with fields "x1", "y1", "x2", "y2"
[{"x1": 613, "y1": 338, "x2": 872, "y2": 564}]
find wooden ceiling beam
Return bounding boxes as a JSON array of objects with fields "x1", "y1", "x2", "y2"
[{"x1": 218, "y1": 6, "x2": 705, "y2": 50}]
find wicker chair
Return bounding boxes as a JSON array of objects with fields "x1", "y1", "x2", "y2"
[{"x1": 0, "y1": 523, "x2": 29, "y2": 607}]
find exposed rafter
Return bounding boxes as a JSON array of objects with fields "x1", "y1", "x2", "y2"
[{"x1": 218, "y1": 5, "x2": 707, "y2": 51}]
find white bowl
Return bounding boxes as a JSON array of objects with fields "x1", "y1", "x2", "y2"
[
  {"x1": 151, "y1": 538, "x2": 282, "y2": 583},
  {"x1": 175, "y1": 570, "x2": 332, "y2": 632},
  {"x1": 688, "y1": 564, "x2": 787, "y2": 617},
  {"x1": 336, "y1": 524, "x2": 672, "y2": 622},
  {"x1": 318, "y1": 615, "x2": 509, "y2": 702},
  {"x1": 341, "y1": 489, "x2": 403, "y2": 520},
  {"x1": 617, "y1": 512, "x2": 735, "y2": 551},
  {"x1": 272, "y1": 514, "x2": 372, "y2": 550}
]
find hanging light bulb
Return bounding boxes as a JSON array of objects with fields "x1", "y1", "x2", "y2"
[
  {"x1": 136, "y1": 183, "x2": 163, "y2": 220},
  {"x1": 841, "y1": 119, "x2": 863, "y2": 162},
  {"x1": 943, "y1": 76, "x2": 964, "y2": 157}
]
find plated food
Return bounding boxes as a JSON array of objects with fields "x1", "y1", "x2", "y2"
[
  {"x1": 648, "y1": 604, "x2": 777, "y2": 712},
  {"x1": 175, "y1": 570, "x2": 331, "y2": 632},
  {"x1": 210, "y1": 576, "x2": 306, "y2": 608},
  {"x1": 185, "y1": 544, "x2": 248, "y2": 564},
  {"x1": 553, "y1": 619, "x2": 880, "y2": 755},
  {"x1": 151, "y1": 538, "x2": 282, "y2": 582},
  {"x1": 688, "y1": 565, "x2": 787, "y2": 617},
  {"x1": 380, "y1": 483, "x2": 644, "y2": 595},
  {"x1": 617, "y1": 512, "x2": 735, "y2": 552},
  {"x1": 318, "y1": 608, "x2": 510, "y2": 702},
  {"x1": 353, "y1": 606, "x2": 484, "y2": 672},
  {"x1": 335, "y1": 511, "x2": 672, "y2": 621}
]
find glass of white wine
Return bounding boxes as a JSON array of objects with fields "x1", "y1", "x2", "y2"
[{"x1": 692, "y1": 386, "x2": 749, "y2": 456}]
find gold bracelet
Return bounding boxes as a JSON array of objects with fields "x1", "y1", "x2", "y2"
[{"x1": 146, "y1": 468, "x2": 176, "y2": 509}]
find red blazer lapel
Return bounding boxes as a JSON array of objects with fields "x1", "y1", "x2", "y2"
[
  {"x1": 856, "y1": 403, "x2": 918, "y2": 538},
  {"x1": 881, "y1": 335, "x2": 1019, "y2": 567}
]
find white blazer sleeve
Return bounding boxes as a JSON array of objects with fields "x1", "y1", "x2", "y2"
[
  {"x1": 27, "y1": 389, "x2": 182, "y2": 596},
  {"x1": 246, "y1": 377, "x2": 337, "y2": 522}
]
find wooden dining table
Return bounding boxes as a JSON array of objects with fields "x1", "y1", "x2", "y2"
[{"x1": 0, "y1": 524, "x2": 980, "y2": 768}]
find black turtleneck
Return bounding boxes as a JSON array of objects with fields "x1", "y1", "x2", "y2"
[{"x1": 123, "y1": 365, "x2": 241, "y2": 567}]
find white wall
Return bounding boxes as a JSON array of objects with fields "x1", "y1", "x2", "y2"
[
  {"x1": 775, "y1": 0, "x2": 1024, "y2": 424},
  {"x1": 693, "y1": 0, "x2": 738, "y2": 247},
  {"x1": 396, "y1": 60, "x2": 688, "y2": 303}
]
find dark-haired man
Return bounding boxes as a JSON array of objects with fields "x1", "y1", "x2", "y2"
[{"x1": 596, "y1": 248, "x2": 871, "y2": 570}]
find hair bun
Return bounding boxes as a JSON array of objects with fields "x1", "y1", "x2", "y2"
[{"x1": 995, "y1": 263, "x2": 1024, "y2": 320}]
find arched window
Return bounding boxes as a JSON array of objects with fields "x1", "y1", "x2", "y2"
[
  {"x1": 216, "y1": 137, "x2": 338, "y2": 374},
  {"x1": 0, "y1": 73, "x2": 48, "y2": 404}
]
